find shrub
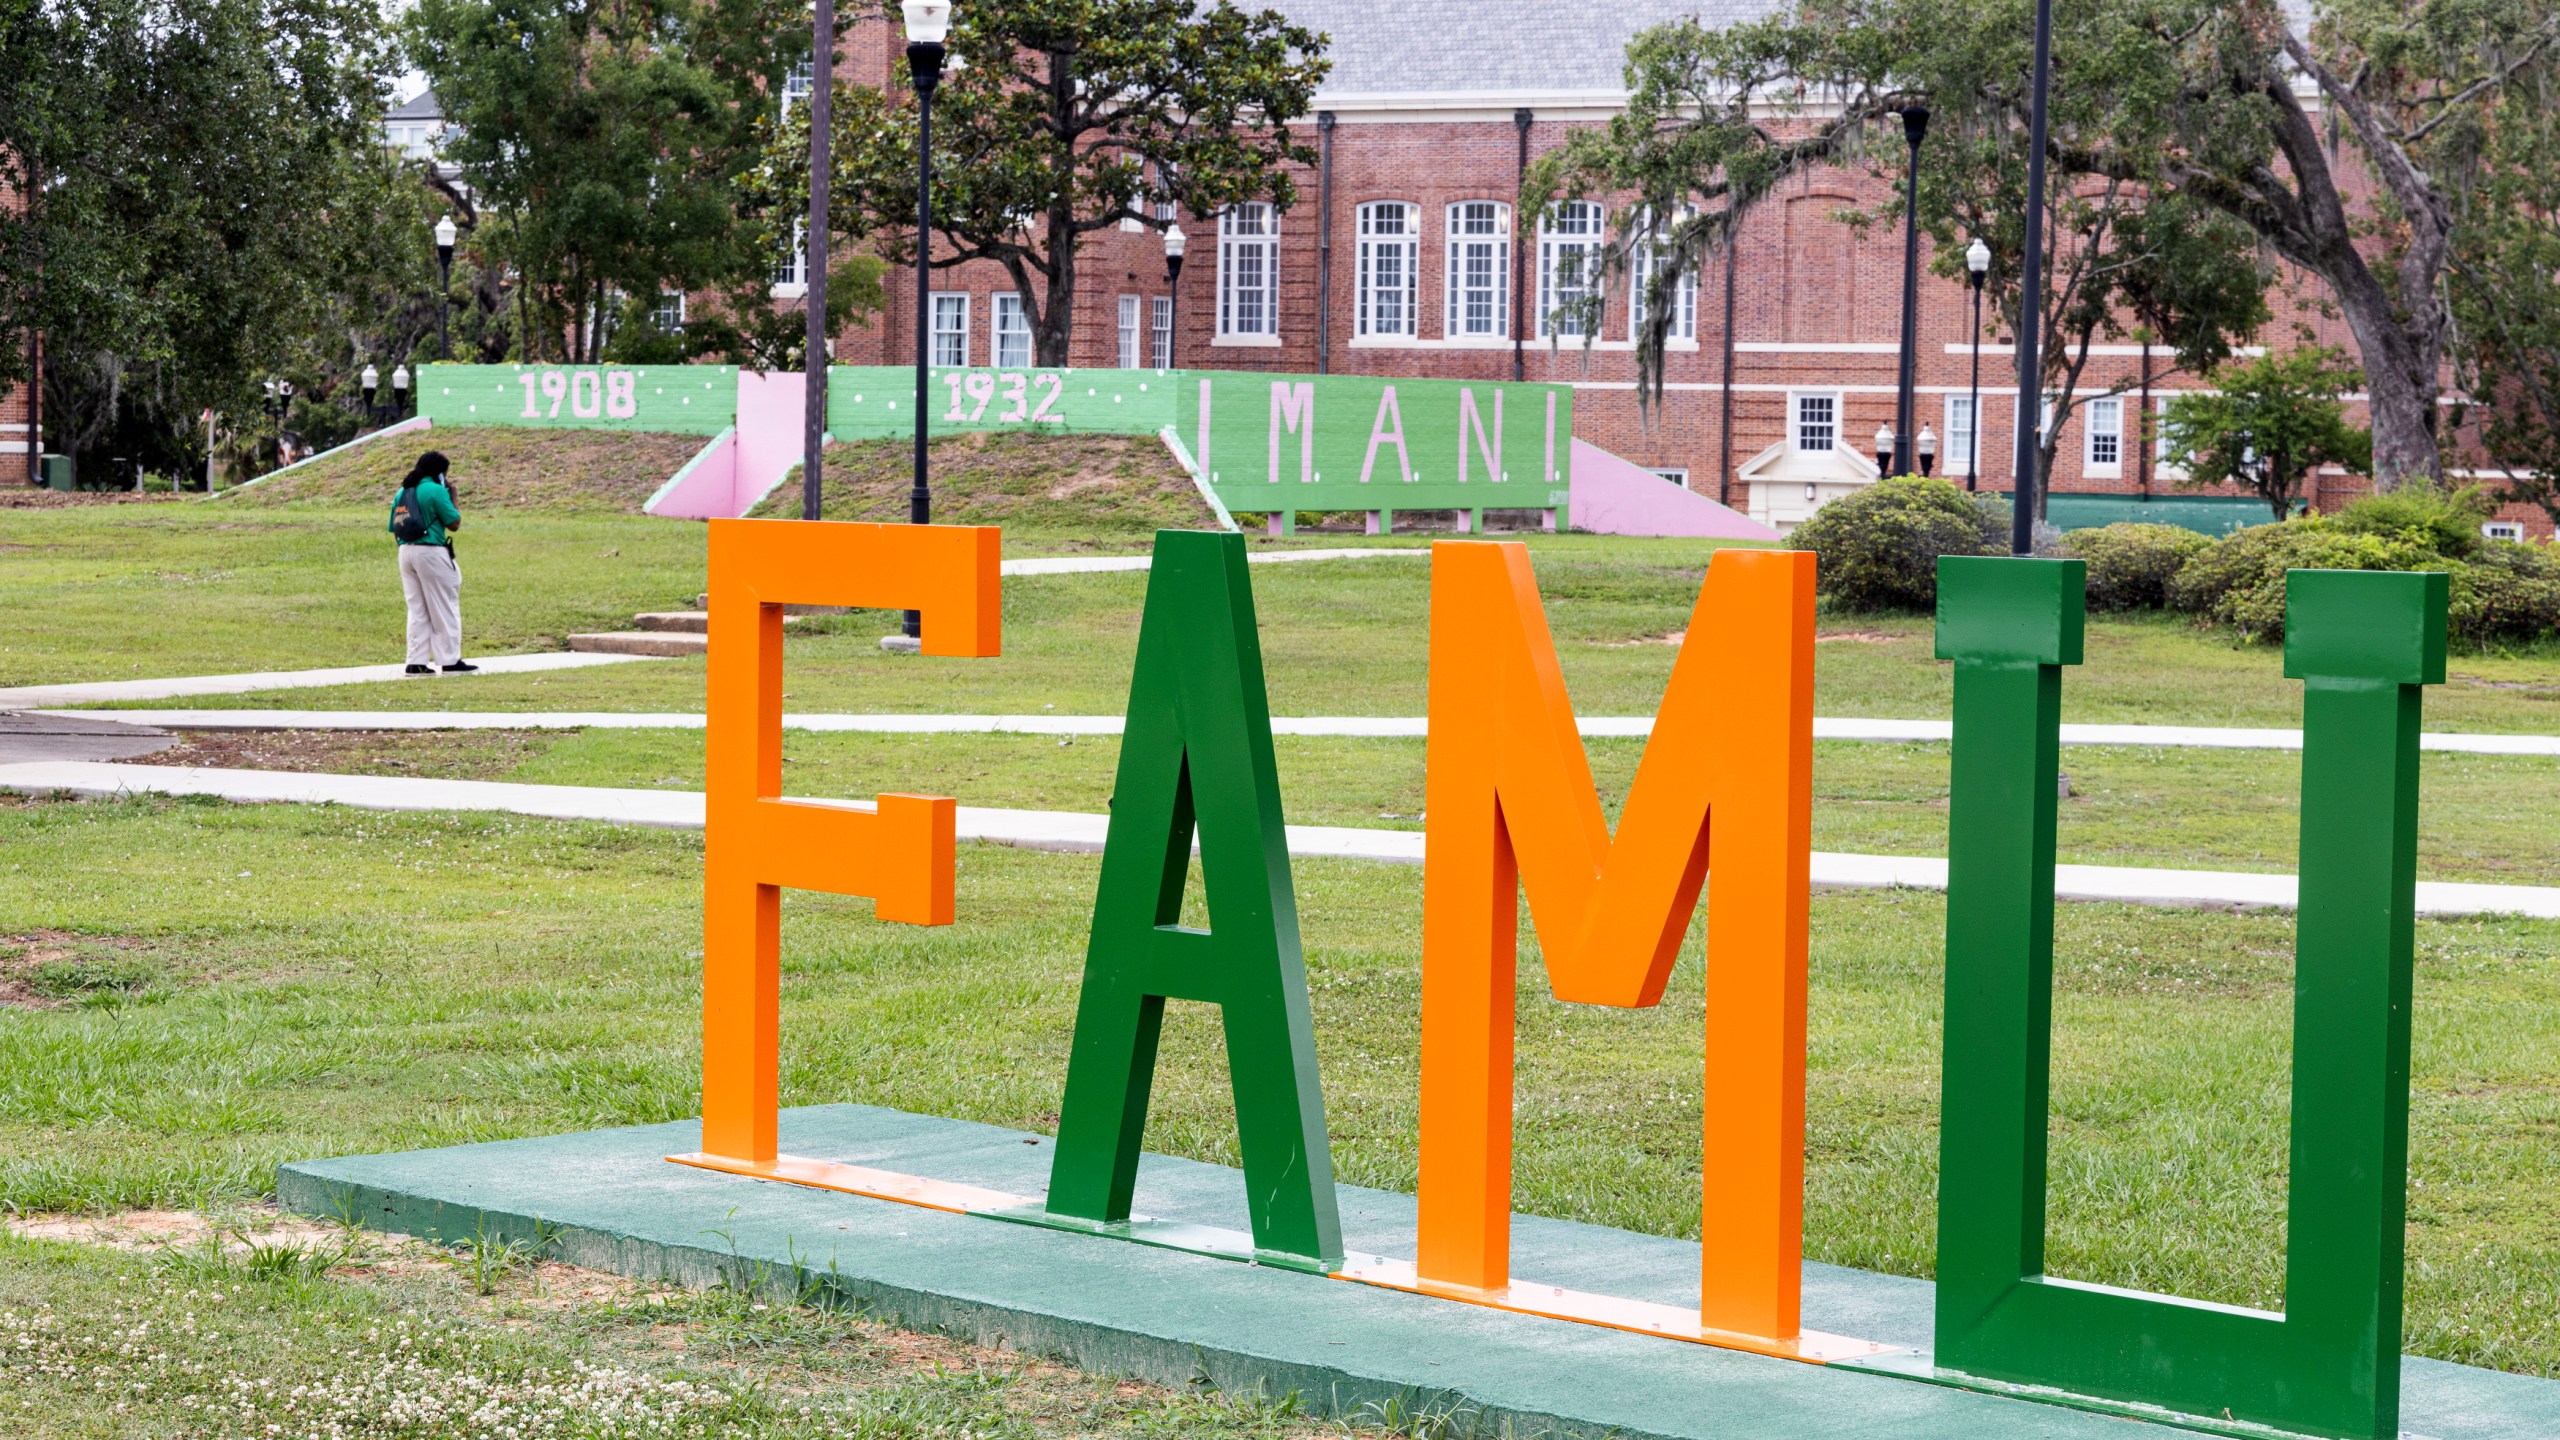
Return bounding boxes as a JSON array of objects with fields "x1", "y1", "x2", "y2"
[
  {"x1": 2328, "y1": 484, "x2": 2493, "y2": 558},
  {"x1": 2062, "y1": 523, "x2": 2212, "y2": 610},
  {"x1": 1794, "y1": 476, "x2": 2008, "y2": 612},
  {"x1": 2448, "y1": 540, "x2": 2560, "y2": 647},
  {"x1": 2167, "y1": 519, "x2": 2437, "y2": 642}
]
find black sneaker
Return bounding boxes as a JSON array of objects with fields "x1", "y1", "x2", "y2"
[
  {"x1": 441, "y1": 661, "x2": 480, "y2": 674},
  {"x1": 405, "y1": 664, "x2": 434, "y2": 675}
]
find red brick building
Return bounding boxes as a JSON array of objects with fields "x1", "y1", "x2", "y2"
[{"x1": 817, "y1": 0, "x2": 2547, "y2": 538}]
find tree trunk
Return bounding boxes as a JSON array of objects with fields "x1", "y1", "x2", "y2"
[
  {"x1": 2328, "y1": 271, "x2": 2443, "y2": 490},
  {"x1": 1037, "y1": 204, "x2": 1076, "y2": 367},
  {"x1": 2255, "y1": 43, "x2": 2448, "y2": 491}
]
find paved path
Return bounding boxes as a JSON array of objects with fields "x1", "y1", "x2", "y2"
[
  {"x1": 6, "y1": 760, "x2": 2552, "y2": 918},
  {"x1": 42, "y1": 707, "x2": 2560, "y2": 756},
  {"x1": 0, "y1": 652, "x2": 656, "y2": 709},
  {"x1": 0, "y1": 712, "x2": 175, "y2": 764},
  {"x1": 1003, "y1": 545, "x2": 1423, "y2": 576}
]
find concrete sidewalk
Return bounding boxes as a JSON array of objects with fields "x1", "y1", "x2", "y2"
[
  {"x1": 0, "y1": 652, "x2": 656, "y2": 709},
  {"x1": 38, "y1": 707, "x2": 2560, "y2": 756},
  {"x1": 276, "y1": 1102, "x2": 2560, "y2": 1440},
  {"x1": 7, "y1": 759, "x2": 2555, "y2": 918}
]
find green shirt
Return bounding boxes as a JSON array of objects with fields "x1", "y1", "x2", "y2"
[{"x1": 390, "y1": 478, "x2": 461, "y2": 546}]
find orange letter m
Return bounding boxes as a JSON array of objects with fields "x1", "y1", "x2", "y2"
[{"x1": 1416, "y1": 541, "x2": 1816, "y2": 1346}]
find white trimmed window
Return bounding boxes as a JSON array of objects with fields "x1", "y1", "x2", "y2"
[
  {"x1": 2155, "y1": 395, "x2": 2190, "y2": 479},
  {"x1": 781, "y1": 60, "x2": 813, "y2": 116},
  {"x1": 1117, "y1": 295, "x2": 1142, "y2": 368},
  {"x1": 1792, "y1": 392, "x2": 1840, "y2": 452},
  {"x1": 1446, "y1": 202, "x2": 1511, "y2": 339},
  {"x1": 1944, "y1": 394, "x2": 1977, "y2": 471},
  {"x1": 1151, "y1": 296, "x2": 1174, "y2": 367},
  {"x1": 1537, "y1": 201, "x2": 1605, "y2": 339},
  {"x1": 1356, "y1": 201, "x2": 1419, "y2": 338},
  {"x1": 651, "y1": 290, "x2": 686, "y2": 332},
  {"x1": 930, "y1": 292, "x2": 970, "y2": 367},
  {"x1": 991, "y1": 293, "x2": 1031, "y2": 368},
  {"x1": 771, "y1": 222, "x2": 806, "y2": 294},
  {"x1": 1217, "y1": 203, "x2": 1279, "y2": 338},
  {"x1": 2085, "y1": 396, "x2": 2123, "y2": 474},
  {"x1": 1629, "y1": 214, "x2": 1696, "y2": 342},
  {"x1": 2485, "y1": 521, "x2": 2527, "y2": 541}
]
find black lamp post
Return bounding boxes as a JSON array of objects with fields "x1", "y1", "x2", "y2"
[
  {"x1": 2010, "y1": 0, "x2": 2055, "y2": 555},
  {"x1": 892, "y1": 0, "x2": 951, "y2": 648},
  {"x1": 392, "y1": 362, "x2": 411, "y2": 420},
  {"x1": 434, "y1": 215, "x2": 457, "y2": 361},
  {"x1": 1163, "y1": 224, "x2": 1187, "y2": 367},
  {"x1": 1965, "y1": 237, "x2": 1989, "y2": 492},
  {"x1": 361, "y1": 363, "x2": 380, "y2": 428},
  {"x1": 1892, "y1": 104, "x2": 1929, "y2": 477}
]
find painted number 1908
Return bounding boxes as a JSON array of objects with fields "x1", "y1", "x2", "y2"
[
  {"x1": 941, "y1": 370, "x2": 1067, "y2": 426},
  {"x1": 518, "y1": 368, "x2": 640, "y2": 421}
]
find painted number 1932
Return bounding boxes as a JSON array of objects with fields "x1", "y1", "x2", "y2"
[
  {"x1": 941, "y1": 370, "x2": 1067, "y2": 425},
  {"x1": 518, "y1": 368, "x2": 640, "y2": 421}
]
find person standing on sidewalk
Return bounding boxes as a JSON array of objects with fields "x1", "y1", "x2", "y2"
[{"x1": 389, "y1": 451, "x2": 477, "y2": 675}]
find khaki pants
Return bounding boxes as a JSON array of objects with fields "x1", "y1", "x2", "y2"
[{"x1": 398, "y1": 545, "x2": 462, "y2": 666}]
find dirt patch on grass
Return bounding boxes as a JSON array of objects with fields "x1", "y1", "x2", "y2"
[
  {"x1": 224, "y1": 428, "x2": 709, "y2": 512},
  {"x1": 0, "y1": 931, "x2": 162, "y2": 1010},
  {"x1": 1817, "y1": 629, "x2": 1905, "y2": 644},
  {"x1": 749, "y1": 430, "x2": 1214, "y2": 534},
  {"x1": 123, "y1": 727, "x2": 557, "y2": 781}
]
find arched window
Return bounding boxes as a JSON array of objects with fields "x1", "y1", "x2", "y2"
[
  {"x1": 1218, "y1": 203, "x2": 1280, "y2": 338},
  {"x1": 1356, "y1": 202, "x2": 1419, "y2": 338},
  {"x1": 1444, "y1": 201, "x2": 1511, "y2": 339}
]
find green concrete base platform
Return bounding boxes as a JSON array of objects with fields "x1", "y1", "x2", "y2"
[{"x1": 278, "y1": 1105, "x2": 2556, "y2": 1440}]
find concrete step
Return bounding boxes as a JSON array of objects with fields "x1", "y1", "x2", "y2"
[
  {"x1": 635, "y1": 611, "x2": 810, "y2": 634},
  {"x1": 568, "y1": 631, "x2": 709, "y2": 657},
  {"x1": 692, "y1": 595, "x2": 849, "y2": 616}
]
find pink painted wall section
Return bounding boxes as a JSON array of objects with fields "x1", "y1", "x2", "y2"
[
  {"x1": 642, "y1": 427, "x2": 740, "y2": 519},
  {"x1": 1568, "y1": 438, "x2": 1784, "y2": 540},
  {"x1": 732, "y1": 370, "x2": 809, "y2": 516}
]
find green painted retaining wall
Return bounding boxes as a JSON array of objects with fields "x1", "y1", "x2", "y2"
[
  {"x1": 419, "y1": 363, "x2": 1575, "y2": 519},
  {"x1": 416, "y1": 363, "x2": 738, "y2": 435},
  {"x1": 827, "y1": 366, "x2": 1572, "y2": 517},
  {"x1": 1989, "y1": 491, "x2": 2298, "y2": 536}
]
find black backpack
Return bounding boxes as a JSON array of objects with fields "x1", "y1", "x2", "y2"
[{"x1": 390, "y1": 480, "x2": 432, "y2": 543}]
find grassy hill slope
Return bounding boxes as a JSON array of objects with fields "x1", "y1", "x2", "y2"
[
  {"x1": 749, "y1": 429, "x2": 1214, "y2": 535},
  {"x1": 226, "y1": 427, "x2": 709, "y2": 511}
]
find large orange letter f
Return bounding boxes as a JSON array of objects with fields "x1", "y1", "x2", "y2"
[
  {"x1": 1418, "y1": 541, "x2": 1815, "y2": 1342},
  {"x1": 698, "y1": 518, "x2": 1001, "y2": 1166}
]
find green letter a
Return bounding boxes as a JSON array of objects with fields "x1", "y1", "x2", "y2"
[{"x1": 1043, "y1": 529, "x2": 1343, "y2": 1272}]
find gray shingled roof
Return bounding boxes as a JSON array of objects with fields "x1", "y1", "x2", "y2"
[
  {"x1": 387, "y1": 89, "x2": 443, "y2": 121},
  {"x1": 1272, "y1": 0, "x2": 1782, "y2": 95}
]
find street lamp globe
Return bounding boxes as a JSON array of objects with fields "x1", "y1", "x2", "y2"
[
  {"x1": 361, "y1": 362, "x2": 379, "y2": 392},
  {"x1": 1966, "y1": 237, "x2": 1991, "y2": 281},
  {"x1": 433, "y1": 214, "x2": 457, "y2": 256},
  {"x1": 901, "y1": 0, "x2": 951, "y2": 44},
  {"x1": 1164, "y1": 223, "x2": 1187, "y2": 270}
]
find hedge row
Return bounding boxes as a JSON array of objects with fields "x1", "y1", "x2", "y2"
[{"x1": 1795, "y1": 477, "x2": 2558, "y2": 646}]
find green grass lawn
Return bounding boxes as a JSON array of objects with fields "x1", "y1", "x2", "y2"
[
  {"x1": 15, "y1": 500, "x2": 2554, "y2": 734},
  {"x1": 138, "y1": 726, "x2": 2560, "y2": 888},
  {"x1": 4, "y1": 794, "x2": 2558, "y2": 1377},
  {"x1": 0, "y1": 1217, "x2": 1334, "y2": 1440}
]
